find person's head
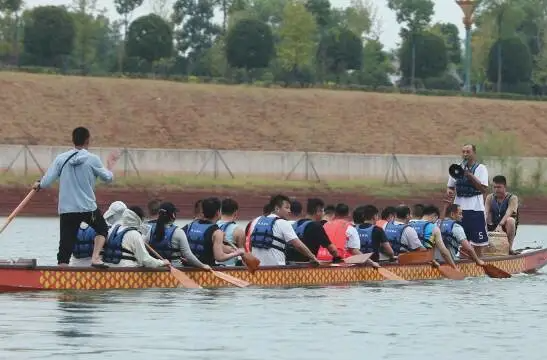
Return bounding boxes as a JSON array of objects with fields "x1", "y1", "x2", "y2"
[
  {"x1": 352, "y1": 206, "x2": 366, "y2": 224},
  {"x1": 221, "y1": 198, "x2": 239, "y2": 218},
  {"x1": 72, "y1": 127, "x2": 90, "y2": 148},
  {"x1": 323, "y1": 204, "x2": 335, "y2": 221},
  {"x1": 128, "y1": 205, "x2": 145, "y2": 221},
  {"x1": 380, "y1": 206, "x2": 396, "y2": 221},
  {"x1": 154, "y1": 201, "x2": 178, "y2": 243},
  {"x1": 462, "y1": 143, "x2": 477, "y2": 163},
  {"x1": 193, "y1": 199, "x2": 203, "y2": 219},
  {"x1": 334, "y1": 203, "x2": 350, "y2": 218},
  {"x1": 263, "y1": 203, "x2": 273, "y2": 216},
  {"x1": 422, "y1": 204, "x2": 440, "y2": 222},
  {"x1": 291, "y1": 200, "x2": 303, "y2": 218},
  {"x1": 395, "y1": 205, "x2": 411, "y2": 223},
  {"x1": 269, "y1": 194, "x2": 291, "y2": 220},
  {"x1": 412, "y1": 204, "x2": 424, "y2": 218},
  {"x1": 445, "y1": 203, "x2": 463, "y2": 222},
  {"x1": 103, "y1": 200, "x2": 127, "y2": 226},
  {"x1": 147, "y1": 198, "x2": 162, "y2": 218},
  {"x1": 492, "y1": 175, "x2": 507, "y2": 197},
  {"x1": 202, "y1": 197, "x2": 222, "y2": 221},
  {"x1": 362, "y1": 205, "x2": 379, "y2": 222},
  {"x1": 307, "y1": 198, "x2": 325, "y2": 221}
]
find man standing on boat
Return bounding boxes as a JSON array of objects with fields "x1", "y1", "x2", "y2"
[
  {"x1": 485, "y1": 175, "x2": 519, "y2": 254},
  {"x1": 447, "y1": 144, "x2": 489, "y2": 256},
  {"x1": 33, "y1": 127, "x2": 117, "y2": 268}
]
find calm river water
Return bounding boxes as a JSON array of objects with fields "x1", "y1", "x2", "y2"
[{"x1": 0, "y1": 217, "x2": 546, "y2": 360}]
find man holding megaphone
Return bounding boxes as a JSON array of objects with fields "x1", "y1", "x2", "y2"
[{"x1": 446, "y1": 144, "x2": 489, "y2": 256}]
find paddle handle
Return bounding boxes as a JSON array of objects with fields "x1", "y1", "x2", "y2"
[
  {"x1": 144, "y1": 242, "x2": 167, "y2": 261},
  {"x1": 0, "y1": 189, "x2": 37, "y2": 235}
]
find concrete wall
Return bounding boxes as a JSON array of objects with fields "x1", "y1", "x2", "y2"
[{"x1": 0, "y1": 144, "x2": 545, "y2": 183}]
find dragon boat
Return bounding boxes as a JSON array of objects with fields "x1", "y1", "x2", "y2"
[{"x1": 0, "y1": 247, "x2": 545, "y2": 292}]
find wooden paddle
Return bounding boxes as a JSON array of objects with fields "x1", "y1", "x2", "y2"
[
  {"x1": 0, "y1": 189, "x2": 37, "y2": 235},
  {"x1": 208, "y1": 269, "x2": 250, "y2": 287},
  {"x1": 226, "y1": 241, "x2": 260, "y2": 273},
  {"x1": 348, "y1": 253, "x2": 408, "y2": 281},
  {"x1": 431, "y1": 260, "x2": 466, "y2": 280},
  {"x1": 459, "y1": 248, "x2": 512, "y2": 279},
  {"x1": 144, "y1": 243, "x2": 202, "y2": 289}
]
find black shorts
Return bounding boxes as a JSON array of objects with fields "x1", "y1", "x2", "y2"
[{"x1": 58, "y1": 208, "x2": 109, "y2": 264}]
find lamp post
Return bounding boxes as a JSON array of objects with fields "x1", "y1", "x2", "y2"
[{"x1": 456, "y1": 0, "x2": 477, "y2": 93}]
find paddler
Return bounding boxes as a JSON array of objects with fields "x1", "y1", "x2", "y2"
[
  {"x1": 447, "y1": 144, "x2": 489, "y2": 256},
  {"x1": 288, "y1": 200, "x2": 302, "y2": 226},
  {"x1": 103, "y1": 206, "x2": 169, "y2": 268},
  {"x1": 244, "y1": 203, "x2": 272, "y2": 252},
  {"x1": 320, "y1": 203, "x2": 360, "y2": 260},
  {"x1": 485, "y1": 175, "x2": 519, "y2": 254},
  {"x1": 145, "y1": 201, "x2": 211, "y2": 269},
  {"x1": 321, "y1": 204, "x2": 336, "y2": 225},
  {"x1": 216, "y1": 198, "x2": 246, "y2": 266},
  {"x1": 33, "y1": 127, "x2": 117, "y2": 268},
  {"x1": 439, "y1": 204, "x2": 485, "y2": 266},
  {"x1": 352, "y1": 205, "x2": 395, "y2": 262},
  {"x1": 185, "y1": 197, "x2": 244, "y2": 266},
  {"x1": 182, "y1": 199, "x2": 204, "y2": 234},
  {"x1": 70, "y1": 200, "x2": 127, "y2": 267},
  {"x1": 249, "y1": 194, "x2": 320, "y2": 266},
  {"x1": 384, "y1": 205, "x2": 425, "y2": 255},
  {"x1": 376, "y1": 206, "x2": 396, "y2": 230},
  {"x1": 286, "y1": 198, "x2": 342, "y2": 263}
]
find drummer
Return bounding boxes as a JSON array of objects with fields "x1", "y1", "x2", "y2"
[{"x1": 446, "y1": 144, "x2": 489, "y2": 256}]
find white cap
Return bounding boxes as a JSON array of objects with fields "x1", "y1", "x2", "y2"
[{"x1": 103, "y1": 201, "x2": 127, "y2": 222}]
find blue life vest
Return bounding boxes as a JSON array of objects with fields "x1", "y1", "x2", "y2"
[
  {"x1": 409, "y1": 220, "x2": 434, "y2": 249},
  {"x1": 292, "y1": 219, "x2": 313, "y2": 240},
  {"x1": 186, "y1": 220, "x2": 217, "y2": 264},
  {"x1": 73, "y1": 225, "x2": 97, "y2": 259},
  {"x1": 103, "y1": 225, "x2": 138, "y2": 264},
  {"x1": 455, "y1": 162, "x2": 482, "y2": 197},
  {"x1": 356, "y1": 224, "x2": 375, "y2": 254},
  {"x1": 490, "y1": 194, "x2": 518, "y2": 227},
  {"x1": 250, "y1": 216, "x2": 286, "y2": 252},
  {"x1": 149, "y1": 223, "x2": 179, "y2": 260},
  {"x1": 384, "y1": 221, "x2": 410, "y2": 255},
  {"x1": 439, "y1": 219, "x2": 460, "y2": 255}
]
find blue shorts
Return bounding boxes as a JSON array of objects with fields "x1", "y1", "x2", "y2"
[{"x1": 462, "y1": 210, "x2": 489, "y2": 246}]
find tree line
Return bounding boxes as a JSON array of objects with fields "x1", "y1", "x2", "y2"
[{"x1": 0, "y1": 0, "x2": 545, "y2": 94}]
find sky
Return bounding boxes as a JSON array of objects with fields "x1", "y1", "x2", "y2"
[{"x1": 25, "y1": 0, "x2": 467, "y2": 50}]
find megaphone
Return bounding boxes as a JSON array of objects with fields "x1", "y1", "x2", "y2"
[{"x1": 449, "y1": 163, "x2": 465, "y2": 179}]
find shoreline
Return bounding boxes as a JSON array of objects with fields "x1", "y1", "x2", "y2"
[{"x1": 1, "y1": 187, "x2": 546, "y2": 225}]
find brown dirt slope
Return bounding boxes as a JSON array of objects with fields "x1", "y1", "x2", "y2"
[{"x1": 1, "y1": 72, "x2": 547, "y2": 155}]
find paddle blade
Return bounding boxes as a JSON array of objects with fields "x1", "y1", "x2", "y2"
[
  {"x1": 483, "y1": 264, "x2": 512, "y2": 278},
  {"x1": 437, "y1": 264, "x2": 466, "y2": 280},
  {"x1": 170, "y1": 266, "x2": 202, "y2": 289},
  {"x1": 242, "y1": 253, "x2": 260, "y2": 273},
  {"x1": 345, "y1": 253, "x2": 373, "y2": 264},
  {"x1": 376, "y1": 267, "x2": 408, "y2": 282},
  {"x1": 211, "y1": 270, "x2": 250, "y2": 288}
]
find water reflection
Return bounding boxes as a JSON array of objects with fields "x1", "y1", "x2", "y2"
[{"x1": 55, "y1": 292, "x2": 102, "y2": 340}]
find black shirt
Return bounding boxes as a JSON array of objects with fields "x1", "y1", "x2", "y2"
[
  {"x1": 286, "y1": 219, "x2": 333, "y2": 262},
  {"x1": 356, "y1": 223, "x2": 389, "y2": 262}
]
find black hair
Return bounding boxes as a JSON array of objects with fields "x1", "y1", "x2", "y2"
[
  {"x1": 291, "y1": 200, "x2": 303, "y2": 216},
  {"x1": 422, "y1": 205, "x2": 440, "y2": 217},
  {"x1": 269, "y1": 194, "x2": 291, "y2": 209},
  {"x1": 221, "y1": 198, "x2": 239, "y2": 215},
  {"x1": 362, "y1": 205, "x2": 379, "y2": 221},
  {"x1": 202, "y1": 197, "x2": 221, "y2": 219},
  {"x1": 324, "y1": 204, "x2": 335, "y2": 215},
  {"x1": 147, "y1": 198, "x2": 161, "y2": 217},
  {"x1": 445, "y1": 204, "x2": 461, "y2": 217},
  {"x1": 72, "y1": 127, "x2": 90, "y2": 146},
  {"x1": 412, "y1": 204, "x2": 425, "y2": 218},
  {"x1": 307, "y1": 198, "x2": 325, "y2": 215},
  {"x1": 128, "y1": 205, "x2": 145, "y2": 220},
  {"x1": 380, "y1": 206, "x2": 396, "y2": 220},
  {"x1": 334, "y1": 203, "x2": 349, "y2": 217},
  {"x1": 395, "y1": 205, "x2": 411, "y2": 219},
  {"x1": 263, "y1": 203, "x2": 273, "y2": 215},
  {"x1": 194, "y1": 199, "x2": 203, "y2": 216},
  {"x1": 352, "y1": 206, "x2": 366, "y2": 224},
  {"x1": 493, "y1": 175, "x2": 507, "y2": 186}
]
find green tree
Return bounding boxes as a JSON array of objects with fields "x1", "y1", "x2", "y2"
[
  {"x1": 23, "y1": 6, "x2": 76, "y2": 67},
  {"x1": 126, "y1": 14, "x2": 173, "y2": 63},
  {"x1": 359, "y1": 38, "x2": 393, "y2": 87},
  {"x1": 399, "y1": 31, "x2": 447, "y2": 82},
  {"x1": 341, "y1": 0, "x2": 372, "y2": 40},
  {"x1": 487, "y1": 37, "x2": 533, "y2": 87},
  {"x1": 305, "y1": 0, "x2": 331, "y2": 28},
  {"x1": 225, "y1": 18, "x2": 274, "y2": 70},
  {"x1": 430, "y1": 22, "x2": 461, "y2": 65},
  {"x1": 277, "y1": 0, "x2": 317, "y2": 74},
  {"x1": 321, "y1": 27, "x2": 363, "y2": 75},
  {"x1": 114, "y1": 0, "x2": 144, "y2": 37},
  {"x1": 70, "y1": 0, "x2": 104, "y2": 74},
  {"x1": 0, "y1": 0, "x2": 22, "y2": 64}
]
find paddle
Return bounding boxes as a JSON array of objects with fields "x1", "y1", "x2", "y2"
[
  {"x1": 144, "y1": 243, "x2": 202, "y2": 289},
  {"x1": 0, "y1": 189, "x2": 37, "y2": 235},
  {"x1": 459, "y1": 248, "x2": 512, "y2": 279},
  {"x1": 225, "y1": 241, "x2": 260, "y2": 273},
  {"x1": 431, "y1": 260, "x2": 466, "y2": 280},
  {"x1": 346, "y1": 253, "x2": 408, "y2": 281},
  {"x1": 208, "y1": 269, "x2": 250, "y2": 288}
]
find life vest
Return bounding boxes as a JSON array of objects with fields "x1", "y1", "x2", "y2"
[
  {"x1": 103, "y1": 225, "x2": 138, "y2": 264},
  {"x1": 356, "y1": 224, "x2": 375, "y2": 254},
  {"x1": 455, "y1": 162, "x2": 482, "y2": 197},
  {"x1": 218, "y1": 221, "x2": 236, "y2": 233},
  {"x1": 319, "y1": 219, "x2": 352, "y2": 260},
  {"x1": 250, "y1": 216, "x2": 287, "y2": 252},
  {"x1": 490, "y1": 193, "x2": 519, "y2": 227},
  {"x1": 148, "y1": 223, "x2": 179, "y2": 260},
  {"x1": 439, "y1": 219, "x2": 460, "y2": 256},
  {"x1": 186, "y1": 220, "x2": 217, "y2": 265},
  {"x1": 384, "y1": 221, "x2": 410, "y2": 255},
  {"x1": 409, "y1": 220, "x2": 434, "y2": 249},
  {"x1": 73, "y1": 225, "x2": 97, "y2": 259},
  {"x1": 292, "y1": 219, "x2": 313, "y2": 240}
]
